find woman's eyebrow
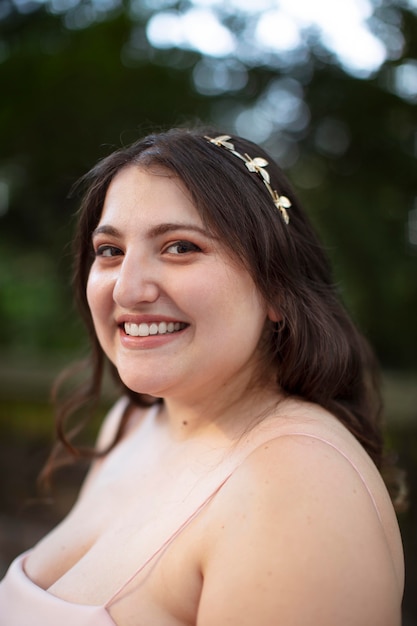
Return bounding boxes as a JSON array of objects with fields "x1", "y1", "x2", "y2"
[
  {"x1": 147, "y1": 222, "x2": 212, "y2": 239},
  {"x1": 91, "y1": 224, "x2": 121, "y2": 239},
  {"x1": 92, "y1": 222, "x2": 215, "y2": 240}
]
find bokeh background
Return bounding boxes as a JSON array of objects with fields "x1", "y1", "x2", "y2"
[{"x1": 0, "y1": 0, "x2": 416, "y2": 621}]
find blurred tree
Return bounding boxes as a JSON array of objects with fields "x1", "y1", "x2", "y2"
[
  {"x1": 0, "y1": 8, "x2": 211, "y2": 355},
  {"x1": 0, "y1": 0, "x2": 416, "y2": 366}
]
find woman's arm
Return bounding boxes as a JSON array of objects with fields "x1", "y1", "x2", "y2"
[{"x1": 197, "y1": 435, "x2": 403, "y2": 626}]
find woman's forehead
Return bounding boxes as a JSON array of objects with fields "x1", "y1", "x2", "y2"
[{"x1": 98, "y1": 165, "x2": 203, "y2": 228}]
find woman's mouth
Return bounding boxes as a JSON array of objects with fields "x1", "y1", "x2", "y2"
[{"x1": 123, "y1": 321, "x2": 188, "y2": 337}]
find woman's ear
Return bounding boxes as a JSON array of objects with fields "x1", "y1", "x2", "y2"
[{"x1": 267, "y1": 306, "x2": 282, "y2": 323}]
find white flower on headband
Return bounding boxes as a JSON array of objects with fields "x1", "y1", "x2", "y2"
[
  {"x1": 272, "y1": 191, "x2": 291, "y2": 225},
  {"x1": 204, "y1": 134, "x2": 291, "y2": 225},
  {"x1": 206, "y1": 135, "x2": 235, "y2": 151},
  {"x1": 243, "y1": 155, "x2": 271, "y2": 184}
]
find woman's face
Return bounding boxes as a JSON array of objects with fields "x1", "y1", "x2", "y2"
[{"x1": 86, "y1": 165, "x2": 272, "y2": 404}]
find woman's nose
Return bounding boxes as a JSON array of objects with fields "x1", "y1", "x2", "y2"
[{"x1": 113, "y1": 253, "x2": 160, "y2": 308}]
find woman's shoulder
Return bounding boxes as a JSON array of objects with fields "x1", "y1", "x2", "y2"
[
  {"x1": 255, "y1": 396, "x2": 380, "y2": 478},
  {"x1": 94, "y1": 396, "x2": 131, "y2": 452},
  {"x1": 221, "y1": 427, "x2": 393, "y2": 556},
  {"x1": 78, "y1": 397, "x2": 151, "y2": 495},
  {"x1": 232, "y1": 424, "x2": 388, "y2": 527},
  {"x1": 229, "y1": 412, "x2": 389, "y2": 531},
  {"x1": 196, "y1": 407, "x2": 404, "y2": 625},
  {"x1": 247, "y1": 398, "x2": 404, "y2": 566}
]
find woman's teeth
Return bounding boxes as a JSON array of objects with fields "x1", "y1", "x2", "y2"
[{"x1": 124, "y1": 321, "x2": 186, "y2": 337}]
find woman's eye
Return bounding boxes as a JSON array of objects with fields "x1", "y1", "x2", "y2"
[
  {"x1": 95, "y1": 245, "x2": 123, "y2": 257},
  {"x1": 165, "y1": 241, "x2": 201, "y2": 255}
]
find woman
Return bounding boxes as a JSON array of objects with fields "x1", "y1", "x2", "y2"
[{"x1": 0, "y1": 128, "x2": 404, "y2": 625}]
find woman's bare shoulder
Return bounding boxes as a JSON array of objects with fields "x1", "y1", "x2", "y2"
[
  {"x1": 78, "y1": 396, "x2": 143, "y2": 495},
  {"x1": 197, "y1": 432, "x2": 404, "y2": 626},
  {"x1": 94, "y1": 395, "x2": 131, "y2": 452},
  {"x1": 218, "y1": 430, "x2": 396, "y2": 541}
]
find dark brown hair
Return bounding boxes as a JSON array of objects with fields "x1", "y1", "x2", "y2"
[{"x1": 44, "y1": 127, "x2": 386, "y2": 480}]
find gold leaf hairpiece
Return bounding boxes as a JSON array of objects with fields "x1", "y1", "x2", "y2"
[{"x1": 205, "y1": 135, "x2": 291, "y2": 224}]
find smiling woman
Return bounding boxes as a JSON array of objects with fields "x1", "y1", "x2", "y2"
[
  {"x1": 0, "y1": 127, "x2": 405, "y2": 626},
  {"x1": 85, "y1": 165, "x2": 270, "y2": 403}
]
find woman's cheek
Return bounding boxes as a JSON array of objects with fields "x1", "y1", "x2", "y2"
[
  {"x1": 86, "y1": 268, "x2": 107, "y2": 310},
  {"x1": 85, "y1": 273, "x2": 97, "y2": 313}
]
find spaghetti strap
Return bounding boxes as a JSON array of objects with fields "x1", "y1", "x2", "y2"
[
  {"x1": 104, "y1": 429, "x2": 383, "y2": 609},
  {"x1": 104, "y1": 473, "x2": 233, "y2": 608},
  {"x1": 278, "y1": 432, "x2": 383, "y2": 524}
]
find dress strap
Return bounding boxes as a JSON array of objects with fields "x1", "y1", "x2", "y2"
[
  {"x1": 279, "y1": 432, "x2": 383, "y2": 524},
  {"x1": 104, "y1": 429, "x2": 383, "y2": 608},
  {"x1": 104, "y1": 473, "x2": 233, "y2": 608}
]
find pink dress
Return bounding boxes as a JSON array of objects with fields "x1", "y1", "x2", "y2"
[
  {"x1": 0, "y1": 431, "x2": 381, "y2": 626},
  {"x1": 0, "y1": 467, "x2": 234, "y2": 626},
  {"x1": 0, "y1": 551, "x2": 116, "y2": 625}
]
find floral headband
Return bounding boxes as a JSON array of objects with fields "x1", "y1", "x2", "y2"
[{"x1": 204, "y1": 134, "x2": 291, "y2": 224}]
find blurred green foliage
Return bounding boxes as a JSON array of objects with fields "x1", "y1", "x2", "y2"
[{"x1": 0, "y1": 1, "x2": 416, "y2": 367}]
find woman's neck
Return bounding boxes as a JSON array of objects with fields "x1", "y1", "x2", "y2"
[{"x1": 158, "y1": 377, "x2": 283, "y2": 443}]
